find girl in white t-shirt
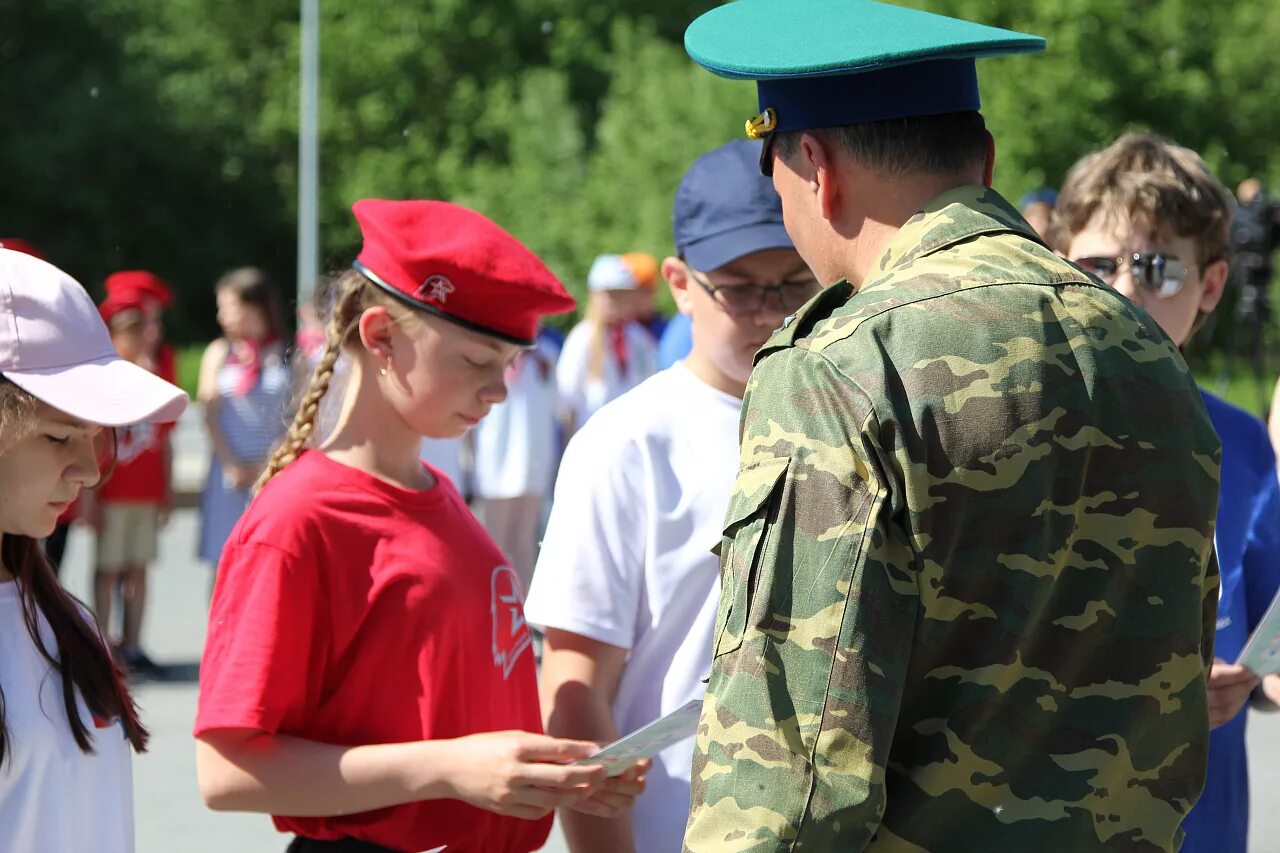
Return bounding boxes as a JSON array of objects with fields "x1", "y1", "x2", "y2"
[
  {"x1": 0, "y1": 248, "x2": 189, "y2": 853},
  {"x1": 556, "y1": 254, "x2": 659, "y2": 438}
]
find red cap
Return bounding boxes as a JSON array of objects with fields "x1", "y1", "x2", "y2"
[
  {"x1": 98, "y1": 292, "x2": 147, "y2": 323},
  {"x1": 352, "y1": 199, "x2": 575, "y2": 346},
  {"x1": 104, "y1": 270, "x2": 173, "y2": 308},
  {"x1": 0, "y1": 238, "x2": 46, "y2": 261}
]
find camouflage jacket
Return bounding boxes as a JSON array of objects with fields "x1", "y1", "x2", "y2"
[{"x1": 684, "y1": 187, "x2": 1221, "y2": 853}]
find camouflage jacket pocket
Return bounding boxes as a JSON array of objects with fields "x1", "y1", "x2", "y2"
[{"x1": 714, "y1": 455, "x2": 791, "y2": 659}]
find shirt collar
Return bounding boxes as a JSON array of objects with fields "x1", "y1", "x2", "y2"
[
  {"x1": 863, "y1": 186, "x2": 1046, "y2": 290},
  {"x1": 758, "y1": 187, "x2": 1048, "y2": 355}
]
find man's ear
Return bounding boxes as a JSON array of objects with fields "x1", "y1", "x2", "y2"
[
  {"x1": 662, "y1": 256, "x2": 695, "y2": 316},
  {"x1": 357, "y1": 305, "x2": 397, "y2": 364},
  {"x1": 802, "y1": 131, "x2": 841, "y2": 223},
  {"x1": 1199, "y1": 258, "x2": 1230, "y2": 314},
  {"x1": 982, "y1": 130, "x2": 996, "y2": 188}
]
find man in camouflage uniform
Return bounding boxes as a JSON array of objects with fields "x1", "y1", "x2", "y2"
[{"x1": 681, "y1": 1, "x2": 1222, "y2": 850}]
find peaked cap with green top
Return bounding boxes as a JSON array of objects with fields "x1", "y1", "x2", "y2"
[{"x1": 684, "y1": 0, "x2": 1045, "y2": 170}]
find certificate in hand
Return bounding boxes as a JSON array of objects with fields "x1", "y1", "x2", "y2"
[
  {"x1": 572, "y1": 698, "x2": 704, "y2": 777},
  {"x1": 1237, "y1": 588, "x2": 1280, "y2": 676}
]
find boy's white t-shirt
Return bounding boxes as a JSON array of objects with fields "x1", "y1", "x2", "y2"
[
  {"x1": 555, "y1": 320, "x2": 658, "y2": 432},
  {"x1": 525, "y1": 361, "x2": 741, "y2": 853},
  {"x1": 473, "y1": 340, "x2": 560, "y2": 500},
  {"x1": 0, "y1": 580, "x2": 134, "y2": 853}
]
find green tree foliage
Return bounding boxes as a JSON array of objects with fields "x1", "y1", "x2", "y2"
[{"x1": 3, "y1": 0, "x2": 1279, "y2": 339}]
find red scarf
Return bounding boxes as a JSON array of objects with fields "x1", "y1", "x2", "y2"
[
  {"x1": 228, "y1": 337, "x2": 278, "y2": 397},
  {"x1": 608, "y1": 323, "x2": 629, "y2": 376}
]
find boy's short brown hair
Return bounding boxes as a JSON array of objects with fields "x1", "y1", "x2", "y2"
[{"x1": 1051, "y1": 132, "x2": 1234, "y2": 268}]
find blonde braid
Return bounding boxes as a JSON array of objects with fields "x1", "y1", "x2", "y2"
[{"x1": 254, "y1": 276, "x2": 367, "y2": 493}]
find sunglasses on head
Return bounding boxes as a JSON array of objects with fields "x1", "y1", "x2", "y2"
[{"x1": 1071, "y1": 253, "x2": 1189, "y2": 299}]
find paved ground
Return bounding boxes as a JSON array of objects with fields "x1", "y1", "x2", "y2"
[{"x1": 58, "y1": 408, "x2": 1280, "y2": 853}]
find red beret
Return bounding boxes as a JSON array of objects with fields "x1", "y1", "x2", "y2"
[
  {"x1": 352, "y1": 199, "x2": 575, "y2": 346},
  {"x1": 98, "y1": 292, "x2": 147, "y2": 323},
  {"x1": 104, "y1": 270, "x2": 173, "y2": 308},
  {"x1": 0, "y1": 238, "x2": 46, "y2": 261}
]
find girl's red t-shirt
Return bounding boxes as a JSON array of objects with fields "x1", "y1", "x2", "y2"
[{"x1": 195, "y1": 450, "x2": 548, "y2": 853}]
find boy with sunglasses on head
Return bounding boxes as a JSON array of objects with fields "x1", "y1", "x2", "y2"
[
  {"x1": 1054, "y1": 132, "x2": 1280, "y2": 853},
  {"x1": 525, "y1": 139, "x2": 820, "y2": 853}
]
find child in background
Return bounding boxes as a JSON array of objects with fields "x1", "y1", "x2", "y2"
[
  {"x1": 196, "y1": 267, "x2": 291, "y2": 567},
  {"x1": 195, "y1": 200, "x2": 644, "y2": 853},
  {"x1": 472, "y1": 331, "x2": 560, "y2": 592},
  {"x1": 1053, "y1": 132, "x2": 1280, "y2": 853},
  {"x1": 0, "y1": 248, "x2": 188, "y2": 853},
  {"x1": 104, "y1": 270, "x2": 178, "y2": 386},
  {"x1": 556, "y1": 253, "x2": 659, "y2": 438},
  {"x1": 86, "y1": 296, "x2": 177, "y2": 676}
]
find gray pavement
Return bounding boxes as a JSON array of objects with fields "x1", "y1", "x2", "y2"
[{"x1": 58, "y1": 407, "x2": 1280, "y2": 853}]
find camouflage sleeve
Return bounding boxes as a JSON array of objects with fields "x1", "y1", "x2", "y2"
[{"x1": 684, "y1": 348, "x2": 917, "y2": 852}]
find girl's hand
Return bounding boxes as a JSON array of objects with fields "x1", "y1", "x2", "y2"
[
  {"x1": 225, "y1": 462, "x2": 261, "y2": 491},
  {"x1": 567, "y1": 759, "x2": 650, "y2": 819},
  {"x1": 439, "y1": 731, "x2": 606, "y2": 820}
]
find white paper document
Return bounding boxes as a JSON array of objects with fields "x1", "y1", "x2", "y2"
[
  {"x1": 572, "y1": 698, "x2": 704, "y2": 777},
  {"x1": 1237, "y1": 588, "x2": 1280, "y2": 676}
]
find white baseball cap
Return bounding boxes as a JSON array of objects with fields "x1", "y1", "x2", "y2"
[
  {"x1": 586, "y1": 253, "x2": 657, "y2": 292},
  {"x1": 0, "y1": 249, "x2": 188, "y2": 426}
]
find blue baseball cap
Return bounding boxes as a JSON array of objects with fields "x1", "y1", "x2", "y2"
[
  {"x1": 1019, "y1": 187, "x2": 1059, "y2": 209},
  {"x1": 673, "y1": 139, "x2": 794, "y2": 272}
]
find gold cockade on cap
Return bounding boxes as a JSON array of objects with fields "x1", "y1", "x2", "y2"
[{"x1": 745, "y1": 107, "x2": 778, "y2": 139}]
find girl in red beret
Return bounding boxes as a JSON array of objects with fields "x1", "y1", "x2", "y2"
[{"x1": 194, "y1": 200, "x2": 645, "y2": 853}]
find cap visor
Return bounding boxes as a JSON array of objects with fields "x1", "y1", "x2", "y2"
[
  {"x1": 683, "y1": 222, "x2": 795, "y2": 272},
  {"x1": 5, "y1": 354, "x2": 189, "y2": 427}
]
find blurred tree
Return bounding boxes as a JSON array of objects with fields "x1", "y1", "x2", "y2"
[{"x1": 3, "y1": 0, "x2": 1279, "y2": 343}]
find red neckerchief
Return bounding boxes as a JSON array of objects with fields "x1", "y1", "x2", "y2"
[
  {"x1": 608, "y1": 323, "x2": 629, "y2": 376},
  {"x1": 228, "y1": 337, "x2": 278, "y2": 396}
]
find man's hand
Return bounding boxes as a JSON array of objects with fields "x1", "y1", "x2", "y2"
[{"x1": 1208, "y1": 658, "x2": 1261, "y2": 729}]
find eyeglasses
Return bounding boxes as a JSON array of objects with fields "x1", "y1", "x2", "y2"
[
  {"x1": 686, "y1": 265, "x2": 821, "y2": 316},
  {"x1": 1071, "y1": 253, "x2": 1190, "y2": 298}
]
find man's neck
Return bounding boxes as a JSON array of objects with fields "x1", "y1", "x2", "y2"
[{"x1": 841, "y1": 174, "x2": 980, "y2": 287}]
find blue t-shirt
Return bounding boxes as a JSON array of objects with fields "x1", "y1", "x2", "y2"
[
  {"x1": 1181, "y1": 391, "x2": 1280, "y2": 853},
  {"x1": 657, "y1": 312, "x2": 693, "y2": 370}
]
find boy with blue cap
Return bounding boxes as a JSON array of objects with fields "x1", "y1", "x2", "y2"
[
  {"x1": 682, "y1": 1, "x2": 1221, "y2": 850},
  {"x1": 526, "y1": 139, "x2": 818, "y2": 853}
]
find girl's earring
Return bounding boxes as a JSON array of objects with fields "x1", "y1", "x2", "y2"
[{"x1": 379, "y1": 363, "x2": 389, "y2": 377}]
